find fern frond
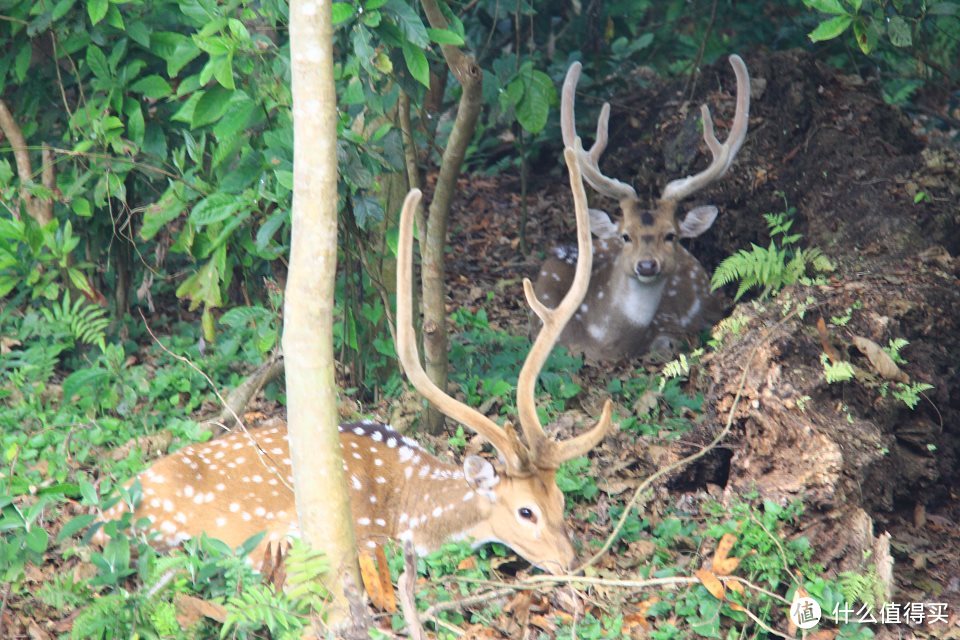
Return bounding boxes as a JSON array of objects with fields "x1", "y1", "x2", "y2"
[{"x1": 40, "y1": 291, "x2": 109, "y2": 352}]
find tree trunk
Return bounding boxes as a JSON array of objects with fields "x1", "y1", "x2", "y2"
[
  {"x1": 418, "y1": 0, "x2": 483, "y2": 434},
  {"x1": 285, "y1": 0, "x2": 361, "y2": 628}
]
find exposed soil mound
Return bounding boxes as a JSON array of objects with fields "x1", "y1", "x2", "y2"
[{"x1": 446, "y1": 48, "x2": 960, "y2": 614}]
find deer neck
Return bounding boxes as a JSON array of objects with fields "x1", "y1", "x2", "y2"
[
  {"x1": 605, "y1": 264, "x2": 666, "y2": 328},
  {"x1": 395, "y1": 456, "x2": 490, "y2": 555}
]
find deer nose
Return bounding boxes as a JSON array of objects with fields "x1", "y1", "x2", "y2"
[{"x1": 635, "y1": 260, "x2": 660, "y2": 278}]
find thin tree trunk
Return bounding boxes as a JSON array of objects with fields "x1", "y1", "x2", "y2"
[
  {"x1": 418, "y1": 0, "x2": 483, "y2": 434},
  {"x1": 285, "y1": 0, "x2": 361, "y2": 628}
]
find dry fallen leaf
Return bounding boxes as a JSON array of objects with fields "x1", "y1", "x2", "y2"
[
  {"x1": 710, "y1": 533, "x2": 741, "y2": 576},
  {"x1": 852, "y1": 335, "x2": 909, "y2": 382},
  {"x1": 174, "y1": 593, "x2": 228, "y2": 625},
  {"x1": 375, "y1": 545, "x2": 396, "y2": 612},
  {"x1": 695, "y1": 568, "x2": 726, "y2": 600},
  {"x1": 359, "y1": 549, "x2": 395, "y2": 612},
  {"x1": 816, "y1": 317, "x2": 842, "y2": 364}
]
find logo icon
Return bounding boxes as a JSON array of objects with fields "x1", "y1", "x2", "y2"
[{"x1": 790, "y1": 596, "x2": 822, "y2": 629}]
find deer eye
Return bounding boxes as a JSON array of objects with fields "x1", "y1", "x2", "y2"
[
  {"x1": 518, "y1": 507, "x2": 537, "y2": 523},
  {"x1": 621, "y1": 233, "x2": 632, "y2": 243},
  {"x1": 664, "y1": 232, "x2": 677, "y2": 243}
]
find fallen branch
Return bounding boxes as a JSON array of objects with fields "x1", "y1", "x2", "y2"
[{"x1": 204, "y1": 350, "x2": 284, "y2": 435}]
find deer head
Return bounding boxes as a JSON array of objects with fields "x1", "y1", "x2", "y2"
[
  {"x1": 95, "y1": 147, "x2": 614, "y2": 575},
  {"x1": 534, "y1": 55, "x2": 750, "y2": 361}
]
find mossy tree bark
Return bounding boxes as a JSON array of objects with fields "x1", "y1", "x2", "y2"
[{"x1": 285, "y1": 0, "x2": 361, "y2": 627}]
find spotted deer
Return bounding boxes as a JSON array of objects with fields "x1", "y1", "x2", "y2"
[
  {"x1": 534, "y1": 55, "x2": 751, "y2": 362},
  {"x1": 95, "y1": 148, "x2": 614, "y2": 574}
]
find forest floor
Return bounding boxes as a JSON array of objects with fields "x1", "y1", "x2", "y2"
[{"x1": 5, "y1": 50, "x2": 960, "y2": 639}]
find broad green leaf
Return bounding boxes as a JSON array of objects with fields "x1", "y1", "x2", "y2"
[
  {"x1": 106, "y1": 4, "x2": 124, "y2": 30},
  {"x1": 141, "y1": 191, "x2": 186, "y2": 240},
  {"x1": 332, "y1": 2, "x2": 354, "y2": 24},
  {"x1": 130, "y1": 75, "x2": 172, "y2": 99},
  {"x1": 192, "y1": 86, "x2": 234, "y2": 128},
  {"x1": 213, "y1": 53, "x2": 236, "y2": 90},
  {"x1": 152, "y1": 32, "x2": 201, "y2": 77},
  {"x1": 63, "y1": 367, "x2": 109, "y2": 401},
  {"x1": 427, "y1": 27, "x2": 464, "y2": 45},
  {"x1": 847, "y1": 0, "x2": 862, "y2": 10},
  {"x1": 385, "y1": 0, "x2": 429, "y2": 47},
  {"x1": 802, "y1": 0, "x2": 847, "y2": 14},
  {"x1": 87, "y1": 0, "x2": 108, "y2": 25},
  {"x1": 365, "y1": 0, "x2": 388, "y2": 9},
  {"x1": 886, "y1": 16, "x2": 912, "y2": 47},
  {"x1": 190, "y1": 192, "x2": 243, "y2": 226},
  {"x1": 14, "y1": 45, "x2": 31, "y2": 83},
  {"x1": 57, "y1": 514, "x2": 97, "y2": 543},
  {"x1": 213, "y1": 92, "x2": 257, "y2": 141},
  {"x1": 86, "y1": 45, "x2": 110, "y2": 79},
  {"x1": 808, "y1": 14, "x2": 852, "y2": 42},
  {"x1": 515, "y1": 69, "x2": 555, "y2": 134},
  {"x1": 401, "y1": 40, "x2": 429, "y2": 87},
  {"x1": 26, "y1": 526, "x2": 49, "y2": 555},
  {"x1": 176, "y1": 259, "x2": 223, "y2": 310},
  {"x1": 125, "y1": 101, "x2": 145, "y2": 146},
  {"x1": 853, "y1": 17, "x2": 879, "y2": 54},
  {"x1": 71, "y1": 198, "x2": 92, "y2": 218},
  {"x1": 126, "y1": 21, "x2": 151, "y2": 47}
]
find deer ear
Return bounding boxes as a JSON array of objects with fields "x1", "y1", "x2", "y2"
[
  {"x1": 678, "y1": 205, "x2": 718, "y2": 238},
  {"x1": 463, "y1": 455, "x2": 499, "y2": 496},
  {"x1": 589, "y1": 209, "x2": 619, "y2": 239}
]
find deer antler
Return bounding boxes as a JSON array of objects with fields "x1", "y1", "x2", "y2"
[
  {"x1": 661, "y1": 54, "x2": 750, "y2": 202},
  {"x1": 516, "y1": 141, "x2": 615, "y2": 469},
  {"x1": 561, "y1": 62, "x2": 638, "y2": 203},
  {"x1": 396, "y1": 190, "x2": 530, "y2": 474}
]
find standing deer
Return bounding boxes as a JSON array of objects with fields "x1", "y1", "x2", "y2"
[
  {"x1": 95, "y1": 148, "x2": 615, "y2": 574},
  {"x1": 534, "y1": 55, "x2": 751, "y2": 361}
]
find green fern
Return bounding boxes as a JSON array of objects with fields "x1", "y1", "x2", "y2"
[
  {"x1": 40, "y1": 290, "x2": 109, "y2": 352},
  {"x1": 711, "y1": 201, "x2": 828, "y2": 301},
  {"x1": 221, "y1": 583, "x2": 305, "y2": 640},
  {"x1": 71, "y1": 593, "x2": 128, "y2": 639},
  {"x1": 838, "y1": 566, "x2": 885, "y2": 610}
]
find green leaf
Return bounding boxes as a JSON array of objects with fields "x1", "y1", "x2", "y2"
[
  {"x1": 212, "y1": 91, "x2": 256, "y2": 141},
  {"x1": 929, "y1": 3, "x2": 959, "y2": 16},
  {"x1": 212, "y1": 54, "x2": 236, "y2": 90},
  {"x1": 401, "y1": 40, "x2": 429, "y2": 88},
  {"x1": 26, "y1": 525, "x2": 49, "y2": 555},
  {"x1": 192, "y1": 86, "x2": 234, "y2": 128},
  {"x1": 427, "y1": 27, "x2": 464, "y2": 45},
  {"x1": 190, "y1": 193, "x2": 244, "y2": 226},
  {"x1": 808, "y1": 14, "x2": 852, "y2": 42},
  {"x1": 58, "y1": 514, "x2": 97, "y2": 543},
  {"x1": 385, "y1": 0, "x2": 429, "y2": 47},
  {"x1": 802, "y1": 0, "x2": 847, "y2": 14},
  {"x1": 130, "y1": 75, "x2": 172, "y2": 99},
  {"x1": 515, "y1": 70, "x2": 555, "y2": 134},
  {"x1": 853, "y1": 18, "x2": 879, "y2": 54},
  {"x1": 72, "y1": 198, "x2": 92, "y2": 217},
  {"x1": 87, "y1": 0, "x2": 108, "y2": 25},
  {"x1": 332, "y1": 2, "x2": 354, "y2": 24},
  {"x1": 141, "y1": 191, "x2": 186, "y2": 240},
  {"x1": 886, "y1": 16, "x2": 912, "y2": 47},
  {"x1": 176, "y1": 259, "x2": 223, "y2": 310},
  {"x1": 152, "y1": 32, "x2": 201, "y2": 77},
  {"x1": 105, "y1": 4, "x2": 124, "y2": 29},
  {"x1": 86, "y1": 45, "x2": 110, "y2": 79}
]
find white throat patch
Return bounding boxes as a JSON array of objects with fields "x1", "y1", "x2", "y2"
[{"x1": 616, "y1": 278, "x2": 666, "y2": 327}]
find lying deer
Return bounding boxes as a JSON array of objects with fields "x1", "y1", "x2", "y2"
[
  {"x1": 534, "y1": 55, "x2": 751, "y2": 361},
  {"x1": 95, "y1": 148, "x2": 615, "y2": 574}
]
